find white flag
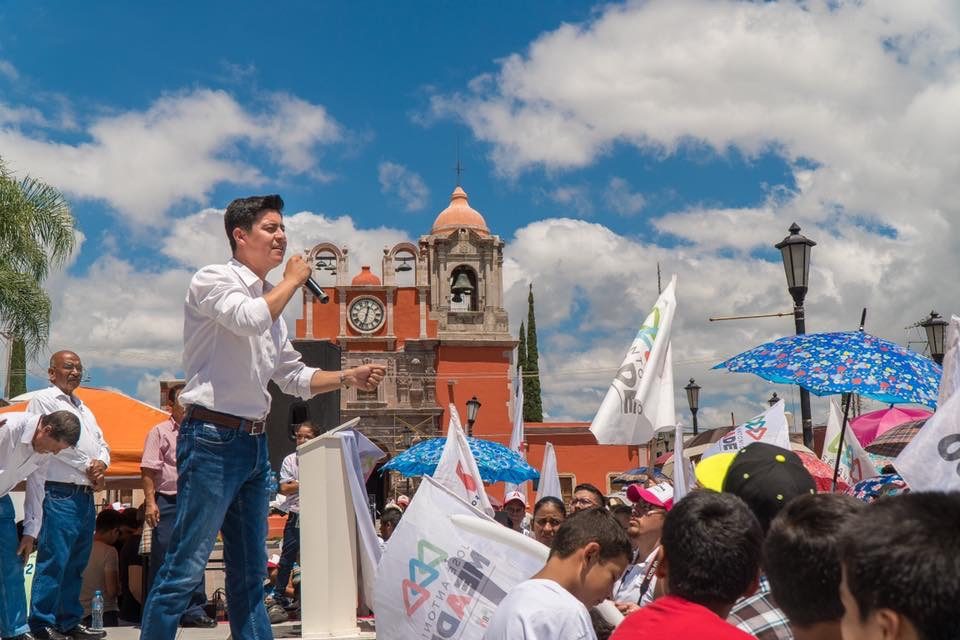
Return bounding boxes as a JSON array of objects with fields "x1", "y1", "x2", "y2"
[
  {"x1": 590, "y1": 275, "x2": 678, "y2": 445},
  {"x1": 672, "y1": 423, "x2": 690, "y2": 501},
  {"x1": 536, "y1": 442, "x2": 562, "y2": 503},
  {"x1": 702, "y1": 399, "x2": 792, "y2": 459},
  {"x1": 338, "y1": 430, "x2": 387, "y2": 607},
  {"x1": 822, "y1": 399, "x2": 878, "y2": 485},
  {"x1": 897, "y1": 390, "x2": 960, "y2": 493},
  {"x1": 938, "y1": 315, "x2": 960, "y2": 406},
  {"x1": 504, "y1": 368, "x2": 527, "y2": 499},
  {"x1": 433, "y1": 404, "x2": 495, "y2": 516},
  {"x1": 373, "y1": 477, "x2": 545, "y2": 640}
]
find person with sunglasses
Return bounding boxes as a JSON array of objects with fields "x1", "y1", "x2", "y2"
[{"x1": 612, "y1": 482, "x2": 674, "y2": 614}]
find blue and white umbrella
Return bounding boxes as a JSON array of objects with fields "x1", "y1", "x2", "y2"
[{"x1": 381, "y1": 437, "x2": 540, "y2": 484}]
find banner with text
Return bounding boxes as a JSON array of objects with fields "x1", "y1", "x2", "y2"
[
  {"x1": 701, "y1": 399, "x2": 791, "y2": 459},
  {"x1": 374, "y1": 477, "x2": 545, "y2": 640}
]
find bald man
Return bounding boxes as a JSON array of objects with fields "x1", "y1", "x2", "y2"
[{"x1": 27, "y1": 351, "x2": 110, "y2": 640}]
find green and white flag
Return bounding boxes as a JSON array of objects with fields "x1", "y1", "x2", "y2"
[
  {"x1": 590, "y1": 275, "x2": 677, "y2": 445},
  {"x1": 701, "y1": 399, "x2": 791, "y2": 459}
]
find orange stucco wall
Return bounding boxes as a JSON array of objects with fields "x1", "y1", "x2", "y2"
[
  {"x1": 524, "y1": 430, "x2": 644, "y2": 498},
  {"x1": 295, "y1": 287, "x2": 437, "y2": 341},
  {"x1": 435, "y1": 345, "x2": 512, "y2": 441}
]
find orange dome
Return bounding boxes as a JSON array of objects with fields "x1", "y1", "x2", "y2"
[
  {"x1": 430, "y1": 186, "x2": 489, "y2": 235},
  {"x1": 351, "y1": 266, "x2": 381, "y2": 286}
]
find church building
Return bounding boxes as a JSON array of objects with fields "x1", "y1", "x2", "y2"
[{"x1": 283, "y1": 184, "x2": 644, "y2": 506}]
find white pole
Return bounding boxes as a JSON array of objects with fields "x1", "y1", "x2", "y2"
[{"x1": 297, "y1": 429, "x2": 362, "y2": 639}]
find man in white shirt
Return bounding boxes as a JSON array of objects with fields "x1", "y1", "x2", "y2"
[
  {"x1": 140, "y1": 194, "x2": 385, "y2": 640},
  {"x1": 0, "y1": 411, "x2": 81, "y2": 640},
  {"x1": 27, "y1": 352, "x2": 111, "y2": 640}
]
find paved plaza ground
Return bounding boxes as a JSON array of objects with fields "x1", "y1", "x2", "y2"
[{"x1": 104, "y1": 620, "x2": 377, "y2": 640}]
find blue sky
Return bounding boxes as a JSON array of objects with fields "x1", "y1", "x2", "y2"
[{"x1": 1, "y1": 0, "x2": 957, "y2": 425}]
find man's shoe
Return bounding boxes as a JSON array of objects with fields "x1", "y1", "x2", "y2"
[
  {"x1": 180, "y1": 615, "x2": 217, "y2": 629},
  {"x1": 4, "y1": 634, "x2": 38, "y2": 640},
  {"x1": 30, "y1": 628, "x2": 68, "y2": 640},
  {"x1": 266, "y1": 602, "x2": 289, "y2": 625},
  {"x1": 62, "y1": 626, "x2": 105, "y2": 640}
]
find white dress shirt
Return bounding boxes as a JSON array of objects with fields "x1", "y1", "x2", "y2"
[
  {"x1": 179, "y1": 258, "x2": 319, "y2": 420},
  {"x1": 0, "y1": 412, "x2": 54, "y2": 537},
  {"x1": 27, "y1": 386, "x2": 110, "y2": 486}
]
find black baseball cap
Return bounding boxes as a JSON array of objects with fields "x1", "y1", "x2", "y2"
[{"x1": 721, "y1": 442, "x2": 816, "y2": 533}]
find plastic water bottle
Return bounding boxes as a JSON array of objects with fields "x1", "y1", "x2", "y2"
[{"x1": 91, "y1": 590, "x2": 104, "y2": 631}]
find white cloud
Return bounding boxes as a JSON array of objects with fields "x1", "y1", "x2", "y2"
[
  {"x1": 432, "y1": 0, "x2": 960, "y2": 423},
  {"x1": 135, "y1": 370, "x2": 178, "y2": 406},
  {"x1": 605, "y1": 177, "x2": 645, "y2": 217},
  {"x1": 546, "y1": 185, "x2": 593, "y2": 216},
  {"x1": 0, "y1": 60, "x2": 17, "y2": 81},
  {"x1": 40, "y1": 207, "x2": 413, "y2": 378},
  {"x1": 378, "y1": 161, "x2": 430, "y2": 212},
  {"x1": 0, "y1": 89, "x2": 343, "y2": 227}
]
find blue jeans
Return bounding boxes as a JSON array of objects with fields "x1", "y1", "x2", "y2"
[
  {"x1": 148, "y1": 492, "x2": 208, "y2": 621},
  {"x1": 0, "y1": 495, "x2": 29, "y2": 637},
  {"x1": 140, "y1": 418, "x2": 272, "y2": 640},
  {"x1": 274, "y1": 512, "x2": 299, "y2": 600},
  {"x1": 29, "y1": 483, "x2": 94, "y2": 633}
]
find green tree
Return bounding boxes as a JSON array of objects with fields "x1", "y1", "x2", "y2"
[
  {"x1": 523, "y1": 283, "x2": 543, "y2": 422},
  {"x1": 0, "y1": 158, "x2": 76, "y2": 397},
  {"x1": 517, "y1": 320, "x2": 526, "y2": 374}
]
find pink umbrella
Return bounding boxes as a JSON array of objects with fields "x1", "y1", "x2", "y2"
[{"x1": 849, "y1": 407, "x2": 932, "y2": 446}]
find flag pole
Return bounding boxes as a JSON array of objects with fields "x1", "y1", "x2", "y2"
[{"x1": 832, "y1": 308, "x2": 868, "y2": 491}]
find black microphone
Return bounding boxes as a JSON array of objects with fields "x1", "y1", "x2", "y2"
[{"x1": 305, "y1": 277, "x2": 330, "y2": 304}]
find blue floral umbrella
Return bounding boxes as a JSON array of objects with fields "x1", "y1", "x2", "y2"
[
  {"x1": 714, "y1": 331, "x2": 942, "y2": 408},
  {"x1": 381, "y1": 437, "x2": 540, "y2": 484}
]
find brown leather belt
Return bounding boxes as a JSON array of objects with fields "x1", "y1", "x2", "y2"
[{"x1": 185, "y1": 405, "x2": 267, "y2": 435}]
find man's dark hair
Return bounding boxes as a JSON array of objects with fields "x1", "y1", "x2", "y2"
[
  {"x1": 165, "y1": 382, "x2": 185, "y2": 407},
  {"x1": 661, "y1": 490, "x2": 763, "y2": 608},
  {"x1": 119, "y1": 507, "x2": 142, "y2": 530},
  {"x1": 296, "y1": 421, "x2": 322, "y2": 438},
  {"x1": 41, "y1": 410, "x2": 81, "y2": 447},
  {"x1": 841, "y1": 492, "x2": 960, "y2": 640},
  {"x1": 95, "y1": 509, "x2": 124, "y2": 534},
  {"x1": 764, "y1": 493, "x2": 864, "y2": 627},
  {"x1": 611, "y1": 504, "x2": 632, "y2": 518},
  {"x1": 224, "y1": 194, "x2": 285, "y2": 252},
  {"x1": 381, "y1": 507, "x2": 402, "y2": 530},
  {"x1": 549, "y1": 507, "x2": 631, "y2": 563},
  {"x1": 534, "y1": 496, "x2": 566, "y2": 517},
  {"x1": 574, "y1": 483, "x2": 607, "y2": 508}
]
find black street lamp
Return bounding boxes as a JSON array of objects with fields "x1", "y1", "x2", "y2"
[
  {"x1": 920, "y1": 310, "x2": 948, "y2": 365},
  {"x1": 767, "y1": 392, "x2": 780, "y2": 407},
  {"x1": 776, "y1": 223, "x2": 816, "y2": 448},
  {"x1": 465, "y1": 396, "x2": 482, "y2": 435},
  {"x1": 684, "y1": 378, "x2": 701, "y2": 435}
]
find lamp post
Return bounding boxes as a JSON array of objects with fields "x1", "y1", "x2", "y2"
[
  {"x1": 767, "y1": 392, "x2": 780, "y2": 407},
  {"x1": 920, "y1": 310, "x2": 948, "y2": 365},
  {"x1": 465, "y1": 396, "x2": 482, "y2": 436},
  {"x1": 775, "y1": 222, "x2": 816, "y2": 448},
  {"x1": 684, "y1": 378, "x2": 700, "y2": 436}
]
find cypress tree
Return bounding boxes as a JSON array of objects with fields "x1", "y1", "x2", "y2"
[
  {"x1": 517, "y1": 321, "x2": 526, "y2": 375},
  {"x1": 524, "y1": 283, "x2": 543, "y2": 422}
]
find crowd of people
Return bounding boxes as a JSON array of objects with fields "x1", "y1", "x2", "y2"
[
  {"x1": 481, "y1": 442, "x2": 960, "y2": 640},
  {"x1": 2, "y1": 194, "x2": 957, "y2": 640}
]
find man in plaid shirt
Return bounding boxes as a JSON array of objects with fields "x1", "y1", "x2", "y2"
[{"x1": 720, "y1": 443, "x2": 819, "y2": 640}]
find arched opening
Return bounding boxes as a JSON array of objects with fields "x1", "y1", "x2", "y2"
[{"x1": 449, "y1": 265, "x2": 478, "y2": 312}]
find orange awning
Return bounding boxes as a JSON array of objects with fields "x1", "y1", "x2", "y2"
[{"x1": 0, "y1": 386, "x2": 170, "y2": 478}]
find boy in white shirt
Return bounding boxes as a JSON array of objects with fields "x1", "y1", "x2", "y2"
[{"x1": 484, "y1": 508, "x2": 632, "y2": 640}]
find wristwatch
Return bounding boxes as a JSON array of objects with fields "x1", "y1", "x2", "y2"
[{"x1": 339, "y1": 371, "x2": 351, "y2": 388}]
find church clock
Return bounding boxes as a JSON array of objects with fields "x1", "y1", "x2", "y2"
[{"x1": 348, "y1": 296, "x2": 385, "y2": 333}]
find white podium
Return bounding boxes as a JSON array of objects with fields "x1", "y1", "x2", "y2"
[{"x1": 297, "y1": 418, "x2": 370, "y2": 639}]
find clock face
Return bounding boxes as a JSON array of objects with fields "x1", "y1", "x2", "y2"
[{"x1": 348, "y1": 297, "x2": 385, "y2": 333}]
